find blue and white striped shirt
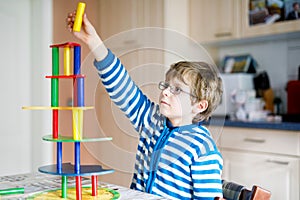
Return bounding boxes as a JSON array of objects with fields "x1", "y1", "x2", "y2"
[{"x1": 94, "y1": 49, "x2": 223, "y2": 200}]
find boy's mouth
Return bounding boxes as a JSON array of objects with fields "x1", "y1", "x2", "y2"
[{"x1": 160, "y1": 100, "x2": 170, "y2": 106}]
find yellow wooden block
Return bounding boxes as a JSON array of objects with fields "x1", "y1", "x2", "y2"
[
  {"x1": 73, "y1": 2, "x2": 86, "y2": 32},
  {"x1": 64, "y1": 47, "x2": 71, "y2": 75},
  {"x1": 72, "y1": 109, "x2": 83, "y2": 140},
  {"x1": 22, "y1": 106, "x2": 93, "y2": 110}
]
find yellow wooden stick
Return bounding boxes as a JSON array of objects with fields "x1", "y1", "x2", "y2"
[
  {"x1": 22, "y1": 106, "x2": 93, "y2": 110},
  {"x1": 64, "y1": 47, "x2": 71, "y2": 75},
  {"x1": 73, "y1": 2, "x2": 86, "y2": 32},
  {"x1": 72, "y1": 110, "x2": 83, "y2": 140}
]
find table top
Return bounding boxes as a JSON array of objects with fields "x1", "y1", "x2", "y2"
[{"x1": 0, "y1": 173, "x2": 168, "y2": 199}]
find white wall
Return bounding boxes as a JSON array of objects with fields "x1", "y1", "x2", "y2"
[
  {"x1": 0, "y1": 0, "x2": 32, "y2": 175},
  {"x1": 30, "y1": 0, "x2": 53, "y2": 172},
  {"x1": 0, "y1": 0, "x2": 52, "y2": 176}
]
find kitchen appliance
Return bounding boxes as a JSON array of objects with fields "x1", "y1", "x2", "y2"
[
  {"x1": 287, "y1": 80, "x2": 300, "y2": 114},
  {"x1": 253, "y1": 71, "x2": 270, "y2": 97},
  {"x1": 253, "y1": 71, "x2": 274, "y2": 113},
  {"x1": 213, "y1": 73, "x2": 254, "y2": 117}
]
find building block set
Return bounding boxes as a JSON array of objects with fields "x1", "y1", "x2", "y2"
[{"x1": 22, "y1": 3, "x2": 119, "y2": 199}]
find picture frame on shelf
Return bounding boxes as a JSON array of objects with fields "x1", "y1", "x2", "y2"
[{"x1": 223, "y1": 54, "x2": 257, "y2": 73}]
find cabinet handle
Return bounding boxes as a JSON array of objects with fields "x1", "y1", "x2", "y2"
[
  {"x1": 266, "y1": 159, "x2": 289, "y2": 165},
  {"x1": 214, "y1": 32, "x2": 232, "y2": 37},
  {"x1": 243, "y1": 138, "x2": 266, "y2": 143}
]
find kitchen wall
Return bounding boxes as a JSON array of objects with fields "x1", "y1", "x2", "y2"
[
  {"x1": 164, "y1": 0, "x2": 300, "y2": 115},
  {"x1": 217, "y1": 36, "x2": 300, "y2": 114}
]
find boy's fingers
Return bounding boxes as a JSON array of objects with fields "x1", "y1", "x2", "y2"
[
  {"x1": 82, "y1": 13, "x2": 89, "y2": 25},
  {"x1": 66, "y1": 16, "x2": 72, "y2": 23},
  {"x1": 73, "y1": 31, "x2": 81, "y2": 38},
  {"x1": 84, "y1": 13, "x2": 93, "y2": 26}
]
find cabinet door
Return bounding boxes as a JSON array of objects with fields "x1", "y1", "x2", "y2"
[
  {"x1": 221, "y1": 150, "x2": 299, "y2": 200},
  {"x1": 98, "y1": 0, "x2": 164, "y2": 40},
  {"x1": 189, "y1": 0, "x2": 240, "y2": 43},
  {"x1": 241, "y1": 0, "x2": 300, "y2": 38}
]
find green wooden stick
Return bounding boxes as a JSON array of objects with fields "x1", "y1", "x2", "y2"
[
  {"x1": 51, "y1": 47, "x2": 59, "y2": 106},
  {"x1": 61, "y1": 176, "x2": 67, "y2": 198},
  {"x1": 51, "y1": 79, "x2": 59, "y2": 106},
  {"x1": 52, "y1": 47, "x2": 59, "y2": 75},
  {"x1": 0, "y1": 187, "x2": 24, "y2": 195}
]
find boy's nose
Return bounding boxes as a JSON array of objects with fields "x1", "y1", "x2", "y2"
[{"x1": 162, "y1": 87, "x2": 172, "y2": 96}]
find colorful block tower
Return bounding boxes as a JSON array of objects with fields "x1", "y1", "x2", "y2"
[
  {"x1": 23, "y1": 42, "x2": 116, "y2": 199},
  {"x1": 22, "y1": 3, "x2": 120, "y2": 199}
]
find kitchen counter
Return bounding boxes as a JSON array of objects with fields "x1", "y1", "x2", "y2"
[{"x1": 206, "y1": 117, "x2": 300, "y2": 131}]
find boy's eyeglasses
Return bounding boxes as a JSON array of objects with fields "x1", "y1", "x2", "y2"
[{"x1": 158, "y1": 81, "x2": 197, "y2": 98}]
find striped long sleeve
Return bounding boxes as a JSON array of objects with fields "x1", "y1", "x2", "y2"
[{"x1": 94, "y1": 49, "x2": 223, "y2": 200}]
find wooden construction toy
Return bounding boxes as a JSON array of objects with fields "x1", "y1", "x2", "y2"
[
  {"x1": 23, "y1": 42, "x2": 118, "y2": 199},
  {"x1": 73, "y1": 2, "x2": 86, "y2": 32}
]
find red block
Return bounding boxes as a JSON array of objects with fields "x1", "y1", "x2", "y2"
[
  {"x1": 76, "y1": 176, "x2": 82, "y2": 200},
  {"x1": 92, "y1": 175, "x2": 98, "y2": 196}
]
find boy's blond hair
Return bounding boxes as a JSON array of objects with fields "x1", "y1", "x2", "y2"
[{"x1": 166, "y1": 61, "x2": 223, "y2": 122}]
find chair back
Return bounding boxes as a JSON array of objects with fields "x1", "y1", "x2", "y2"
[{"x1": 214, "y1": 180, "x2": 271, "y2": 200}]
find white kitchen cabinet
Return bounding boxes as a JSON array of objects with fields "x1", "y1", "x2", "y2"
[
  {"x1": 222, "y1": 150, "x2": 299, "y2": 200},
  {"x1": 214, "y1": 127, "x2": 300, "y2": 200},
  {"x1": 189, "y1": 0, "x2": 300, "y2": 43},
  {"x1": 189, "y1": 0, "x2": 241, "y2": 43}
]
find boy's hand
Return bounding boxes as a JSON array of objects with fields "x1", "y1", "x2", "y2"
[
  {"x1": 66, "y1": 11, "x2": 107, "y2": 61},
  {"x1": 67, "y1": 12, "x2": 99, "y2": 48}
]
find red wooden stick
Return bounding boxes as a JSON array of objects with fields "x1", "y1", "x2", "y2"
[
  {"x1": 76, "y1": 176, "x2": 82, "y2": 200},
  {"x1": 91, "y1": 175, "x2": 98, "y2": 196},
  {"x1": 53, "y1": 110, "x2": 58, "y2": 138}
]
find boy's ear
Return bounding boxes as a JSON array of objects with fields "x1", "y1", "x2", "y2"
[{"x1": 193, "y1": 100, "x2": 208, "y2": 113}]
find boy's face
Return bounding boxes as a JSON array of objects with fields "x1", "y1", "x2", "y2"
[{"x1": 159, "y1": 78, "x2": 199, "y2": 126}]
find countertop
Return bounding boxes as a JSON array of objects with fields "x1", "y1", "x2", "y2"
[{"x1": 206, "y1": 116, "x2": 300, "y2": 131}]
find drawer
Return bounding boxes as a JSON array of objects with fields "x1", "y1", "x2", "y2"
[{"x1": 217, "y1": 127, "x2": 300, "y2": 156}]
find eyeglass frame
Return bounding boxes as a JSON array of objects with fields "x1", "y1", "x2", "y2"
[{"x1": 158, "y1": 81, "x2": 197, "y2": 99}]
